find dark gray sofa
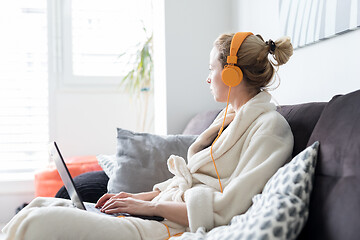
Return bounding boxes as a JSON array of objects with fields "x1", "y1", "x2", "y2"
[
  {"x1": 185, "y1": 90, "x2": 360, "y2": 240},
  {"x1": 57, "y1": 89, "x2": 360, "y2": 240}
]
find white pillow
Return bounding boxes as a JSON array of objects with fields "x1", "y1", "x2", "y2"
[
  {"x1": 96, "y1": 154, "x2": 117, "y2": 178},
  {"x1": 177, "y1": 141, "x2": 319, "y2": 240}
]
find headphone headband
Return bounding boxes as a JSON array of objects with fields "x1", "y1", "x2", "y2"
[
  {"x1": 221, "y1": 32, "x2": 253, "y2": 88},
  {"x1": 227, "y1": 32, "x2": 253, "y2": 64}
]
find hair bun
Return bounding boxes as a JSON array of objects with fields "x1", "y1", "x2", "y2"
[{"x1": 272, "y1": 36, "x2": 293, "y2": 66}]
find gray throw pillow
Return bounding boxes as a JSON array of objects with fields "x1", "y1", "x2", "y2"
[{"x1": 107, "y1": 128, "x2": 198, "y2": 194}]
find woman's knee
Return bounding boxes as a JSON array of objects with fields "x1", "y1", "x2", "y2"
[{"x1": 19, "y1": 207, "x2": 61, "y2": 239}]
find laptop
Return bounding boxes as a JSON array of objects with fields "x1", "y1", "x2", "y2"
[{"x1": 48, "y1": 141, "x2": 164, "y2": 221}]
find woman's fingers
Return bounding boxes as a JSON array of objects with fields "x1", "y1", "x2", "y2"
[
  {"x1": 101, "y1": 196, "x2": 125, "y2": 211},
  {"x1": 99, "y1": 192, "x2": 131, "y2": 209},
  {"x1": 96, "y1": 192, "x2": 131, "y2": 208},
  {"x1": 101, "y1": 199, "x2": 127, "y2": 213},
  {"x1": 104, "y1": 207, "x2": 126, "y2": 214},
  {"x1": 100, "y1": 198, "x2": 113, "y2": 210},
  {"x1": 101, "y1": 197, "x2": 155, "y2": 216},
  {"x1": 95, "y1": 193, "x2": 115, "y2": 208}
]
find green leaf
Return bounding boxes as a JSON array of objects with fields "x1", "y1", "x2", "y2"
[{"x1": 119, "y1": 29, "x2": 153, "y2": 95}]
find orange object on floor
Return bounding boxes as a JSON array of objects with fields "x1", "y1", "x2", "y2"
[{"x1": 34, "y1": 156, "x2": 102, "y2": 197}]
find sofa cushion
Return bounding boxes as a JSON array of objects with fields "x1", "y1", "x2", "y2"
[
  {"x1": 35, "y1": 156, "x2": 103, "y2": 197},
  {"x1": 55, "y1": 170, "x2": 109, "y2": 203},
  {"x1": 107, "y1": 128, "x2": 197, "y2": 194},
  {"x1": 277, "y1": 102, "x2": 326, "y2": 158},
  {"x1": 300, "y1": 89, "x2": 360, "y2": 240}
]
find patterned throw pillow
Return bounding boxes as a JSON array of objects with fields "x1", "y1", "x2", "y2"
[{"x1": 175, "y1": 141, "x2": 319, "y2": 240}]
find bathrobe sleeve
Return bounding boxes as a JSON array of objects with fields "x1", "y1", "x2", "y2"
[
  {"x1": 184, "y1": 129, "x2": 294, "y2": 232},
  {"x1": 152, "y1": 177, "x2": 174, "y2": 192}
]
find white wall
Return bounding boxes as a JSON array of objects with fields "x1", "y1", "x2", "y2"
[
  {"x1": 157, "y1": 0, "x2": 360, "y2": 135},
  {"x1": 236, "y1": 0, "x2": 360, "y2": 105},
  {"x1": 49, "y1": 88, "x2": 139, "y2": 158},
  {"x1": 276, "y1": 29, "x2": 360, "y2": 104},
  {"x1": 157, "y1": 0, "x2": 238, "y2": 134}
]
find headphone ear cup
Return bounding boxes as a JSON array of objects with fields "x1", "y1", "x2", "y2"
[{"x1": 221, "y1": 65, "x2": 243, "y2": 87}]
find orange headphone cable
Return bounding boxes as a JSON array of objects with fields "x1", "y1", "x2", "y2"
[{"x1": 210, "y1": 86, "x2": 232, "y2": 193}]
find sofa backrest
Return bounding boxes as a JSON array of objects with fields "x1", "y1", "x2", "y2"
[
  {"x1": 300, "y1": 89, "x2": 360, "y2": 240},
  {"x1": 182, "y1": 109, "x2": 221, "y2": 135},
  {"x1": 277, "y1": 102, "x2": 327, "y2": 158},
  {"x1": 182, "y1": 102, "x2": 327, "y2": 157}
]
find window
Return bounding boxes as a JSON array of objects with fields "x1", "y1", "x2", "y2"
[
  {"x1": 0, "y1": 0, "x2": 153, "y2": 175},
  {"x1": 62, "y1": 0, "x2": 153, "y2": 86},
  {"x1": 0, "y1": 1, "x2": 49, "y2": 174}
]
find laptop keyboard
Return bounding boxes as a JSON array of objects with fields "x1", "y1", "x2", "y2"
[
  {"x1": 84, "y1": 202, "x2": 126, "y2": 217},
  {"x1": 83, "y1": 202, "x2": 164, "y2": 221}
]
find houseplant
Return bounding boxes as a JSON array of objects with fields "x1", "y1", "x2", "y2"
[{"x1": 119, "y1": 27, "x2": 154, "y2": 132}]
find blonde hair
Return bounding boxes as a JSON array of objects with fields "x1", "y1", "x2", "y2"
[{"x1": 214, "y1": 33, "x2": 293, "y2": 91}]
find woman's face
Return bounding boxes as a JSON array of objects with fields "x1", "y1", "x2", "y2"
[{"x1": 207, "y1": 47, "x2": 228, "y2": 102}]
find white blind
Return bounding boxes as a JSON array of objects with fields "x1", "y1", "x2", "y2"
[
  {"x1": 70, "y1": 0, "x2": 152, "y2": 77},
  {"x1": 0, "y1": 1, "x2": 49, "y2": 173}
]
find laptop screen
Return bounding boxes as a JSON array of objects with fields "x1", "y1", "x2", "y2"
[{"x1": 49, "y1": 142, "x2": 86, "y2": 210}]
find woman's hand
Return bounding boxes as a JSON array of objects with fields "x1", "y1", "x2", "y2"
[
  {"x1": 95, "y1": 192, "x2": 133, "y2": 208},
  {"x1": 100, "y1": 197, "x2": 156, "y2": 216},
  {"x1": 95, "y1": 190, "x2": 161, "y2": 209},
  {"x1": 96, "y1": 191, "x2": 189, "y2": 226}
]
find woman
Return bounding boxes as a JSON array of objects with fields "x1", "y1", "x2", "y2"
[{"x1": 2, "y1": 32, "x2": 294, "y2": 240}]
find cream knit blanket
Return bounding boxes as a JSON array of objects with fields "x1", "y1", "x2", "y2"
[{"x1": 153, "y1": 91, "x2": 294, "y2": 232}]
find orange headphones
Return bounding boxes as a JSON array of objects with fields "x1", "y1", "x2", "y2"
[
  {"x1": 211, "y1": 32, "x2": 253, "y2": 193},
  {"x1": 222, "y1": 32, "x2": 253, "y2": 87}
]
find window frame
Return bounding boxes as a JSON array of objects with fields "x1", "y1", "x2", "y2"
[{"x1": 58, "y1": 0, "x2": 124, "y2": 89}]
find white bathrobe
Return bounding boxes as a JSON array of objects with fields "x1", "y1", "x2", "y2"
[
  {"x1": 2, "y1": 91, "x2": 293, "y2": 240},
  {"x1": 152, "y1": 91, "x2": 294, "y2": 232}
]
